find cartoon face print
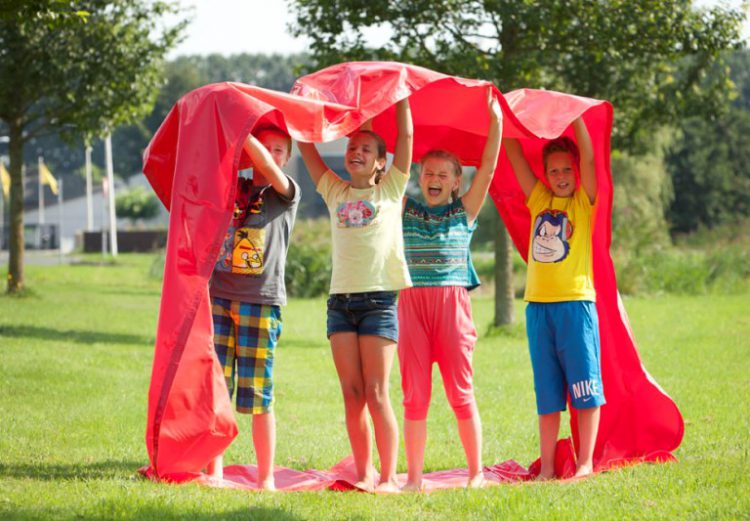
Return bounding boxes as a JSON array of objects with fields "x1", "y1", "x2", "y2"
[
  {"x1": 532, "y1": 210, "x2": 572, "y2": 263},
  {"x1": 231, "y1": 228, "x2": 266, "y2": 275},
  {"x1": 336, "y1": 200, "x2": 377, "y2": 228}
]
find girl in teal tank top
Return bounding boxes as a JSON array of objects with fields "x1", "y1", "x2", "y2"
[{"x1": 398, "y1": 91, "x2": 502, "y2": 491}]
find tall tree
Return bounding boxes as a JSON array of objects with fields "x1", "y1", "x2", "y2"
[
  {"x1": 290, "y1": 0, "x2": 744, "y2": 324},
  {"x1": 0, "y1": 1, "x2": 186, "y2": 292}
]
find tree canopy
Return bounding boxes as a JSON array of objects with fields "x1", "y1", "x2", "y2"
[
  {"x1": 291, "y1": 0, "x2": 744, "y2": 152},
  {"x1": 0, "y1": 0, "x2": 186, "y2": 292}
]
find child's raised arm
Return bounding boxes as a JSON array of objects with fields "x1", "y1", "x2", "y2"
[
  {"x1": 573, "y1": 117, "x2": 596, "y2": 204},
  {"x1": 243, "y1": 135, "x2": 293, "y2": 198},
  {"x1": 297, "y1": 142, "x2": 329, "y2": 188},
  {"x1": 462, "y1": 90, "x2": 502, "y2": 225},
  {"x1": 392, "y1": 98, "x2": 414, "y2": 174},
  {"x1": 502, "y1": 137, "x2": 536, "y2": 200}
]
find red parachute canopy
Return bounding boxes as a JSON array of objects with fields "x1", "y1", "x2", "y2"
[{"x1": 142, "y1": 61, "x2": 682, "y2": 484}]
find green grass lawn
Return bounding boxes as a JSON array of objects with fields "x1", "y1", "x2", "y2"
[{"x1": 1, "y1": 254, "x2": 748, "y2": 520}]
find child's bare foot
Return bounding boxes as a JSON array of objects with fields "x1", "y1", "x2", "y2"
[
  {"x1": 353, "y1": 474, "x2": 375, "y2": 492},
  {"x1": 375, "y1": 477, "x2": 401, "y2": 494},
  {"x1": 400, "y1": 480, "x2": 423, "y2": 493},
  {"x1": 574, "y1": 464, "x2": 593, "y2": 478},
  {"x1": 258, "y1": 479, "x2": 276, "y2": 491},
  {"x1": 467, "y1": 472, "x2": 486, "y2": 489},
  {"x1": 535, "y1": 468, "x2": 555, "y2": 481}
]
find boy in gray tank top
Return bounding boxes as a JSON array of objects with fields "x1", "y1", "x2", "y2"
[{"x1": 206, "y1": 125, "x2": 300, "y2": 490}]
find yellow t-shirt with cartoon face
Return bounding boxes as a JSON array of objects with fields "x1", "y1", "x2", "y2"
[{"x1": 524, "y1": 181, "x2": 596, "y2": 302}]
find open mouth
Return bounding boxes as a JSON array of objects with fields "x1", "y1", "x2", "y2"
[{"x1": 427, "y1": 186, "x2": 442, "y2": 197}]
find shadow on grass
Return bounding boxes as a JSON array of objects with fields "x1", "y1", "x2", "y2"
[
  {"x1": 0, "y1": 505, "x2": 303, "y2": 521},
  {"x1": 0, "y1": 324, "x2": 152, "y2": 346},
  {"x1": 95, "y1": 287, "x2": 161, "y2": 297},
  {"x1": 0, "y1": 460, "x2": 145, "y2": 480},
  {"x1": 0, "y1": 499, "x2": 304, "y2": 521}
]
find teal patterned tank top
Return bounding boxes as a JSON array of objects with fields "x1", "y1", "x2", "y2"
[{"x1": 402, "y1": 197, "x2": 480, "y2": 289}]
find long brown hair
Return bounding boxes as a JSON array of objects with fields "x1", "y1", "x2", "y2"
[
  {"x1": 420, "y1": 149, "x2": 463, "y2": 202},
  {"x1": 352, "y1": 130, "x2": 387, "y2": 184}
]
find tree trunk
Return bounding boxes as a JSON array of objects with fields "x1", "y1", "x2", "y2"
[
  {"x1": 7, "y1": 120, "x2": 24, "y2": 293},
  {"x1": 493, "y1": 215, "x2": 514, "y2": 326}
]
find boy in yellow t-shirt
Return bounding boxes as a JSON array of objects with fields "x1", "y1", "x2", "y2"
[{"x1": 503, "y1": 117, "x2": 605, "y2": 480}]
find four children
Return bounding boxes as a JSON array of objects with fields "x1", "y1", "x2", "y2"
[{"x1": 210, "y1": 94, "x2": 605, "y2": 489}]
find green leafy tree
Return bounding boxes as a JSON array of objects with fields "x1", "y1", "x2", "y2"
[
  {"x1": 113, "y1": 53, "x2": 309, "y2": 177},
  {"x1": 115, "y1": 187, "x2": 161, "y2": 225},
  {"x1": 290, "y1": 0, "x2": 744, "y2": 325},
  {"x1": 664, "y1": 49, "x2": 750, "y2": 233},
  {"x1": 0, "y1": 1, "x2": 186, "y2": 292},
  {"x1": 666, "y1": 110, "x2": 750, "y2": 233}
]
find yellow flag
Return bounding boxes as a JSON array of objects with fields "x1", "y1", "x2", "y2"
[
  {"x1": 0, "y1": 163, "x2": 9, "y2": 198},
  {"x1": 39, "y1": 161, "x2": 58, "y2": 195}
]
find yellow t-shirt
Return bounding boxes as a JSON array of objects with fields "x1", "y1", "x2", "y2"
[
  {"x1": 524, "y1": 181, "x2": 596, "y2": 302},
  {"x1": 317, "y1": 165, "x2": 412, "y2": 294}
]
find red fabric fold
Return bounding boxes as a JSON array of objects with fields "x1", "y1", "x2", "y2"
[{"x1": 141, "y1": 61, "x2": 682, "y2": 488}]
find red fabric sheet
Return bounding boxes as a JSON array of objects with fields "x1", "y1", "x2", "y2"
[{"x1": 141, "y1": 61, "x2": 682, "y2": 490}]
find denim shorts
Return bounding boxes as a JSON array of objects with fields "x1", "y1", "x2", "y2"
[{"x1": 327, "y1": 291, "x2": 399, "y2": 342}]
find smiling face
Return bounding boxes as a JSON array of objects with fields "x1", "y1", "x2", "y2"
[
  {"x1": 545, "y1": 151, "x2": 577, "y2": 198},
  {"x1": 419, "y1": 157, "x2": 461, "y2": 207},
  {"x1": 345, "y1": 132, "x2": 386, "y2": 182}
]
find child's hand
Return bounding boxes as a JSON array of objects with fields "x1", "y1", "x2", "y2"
[{"x1": 488, "y1": 88, "x2": 501, "y2": 122}]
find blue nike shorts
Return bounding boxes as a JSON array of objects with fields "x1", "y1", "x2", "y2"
[{"x1": 526, "y1": 300, "x2": 606, "y2": 415}]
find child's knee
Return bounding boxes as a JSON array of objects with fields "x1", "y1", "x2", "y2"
[
  {"x1": 364, "y1": 381, "x2": 389, "y2": 409},
  {"x1": 403, "y1": 400, "x2": 430, "y2": 421},
  {"x1": 450, "y1": 399, "x2": 476, "y2": 420},
  {"x1": 341, "y1": 383, "x2": 366, "y2": 406}
]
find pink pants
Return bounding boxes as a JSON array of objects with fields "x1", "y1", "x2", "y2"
[{"x1": 397, "y1": 286, "x2": 478, "y2": 421}]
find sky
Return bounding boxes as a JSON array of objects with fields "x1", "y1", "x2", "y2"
[
  {"x1": 168, "y1": 0, "x2": 748, "y2": 59},
  {"x1": 166, "y1": 0, "x2": 310, "y2": 57}
]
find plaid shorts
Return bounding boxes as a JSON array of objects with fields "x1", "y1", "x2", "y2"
[{"x1": 211, "y1": 296, "x2": 282, "y2": 414}]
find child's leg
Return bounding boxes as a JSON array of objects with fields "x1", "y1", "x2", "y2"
[
  {"x1": 574, "y1": 406, "x2": 600, "y2": 477},
  {"x1": 538, "y1": 412, "x2": 561, "y2": 480},
  {"x1": 457, "y1": 411, "x2": 483, "y2": 485},
  {"x1": 526, "y1": 302, "x2": 567, "y2": 480},
  {"x1": 207, "y1": 296, "x2": 237, "y2": 481},
  {"x1": 235, "y1": 302, "x2": 281, "y2": 490},
  {"x1": 436, "y1": 287, "x2": 482, "y2": 484},
  {"x1": 359, "y1": 334, "x2": 399, "y2": 491},
  {"x1": 206, "y1": 455, "x2": 223, "y2": 479},
  {"x1": 253, "y1": 412, "x2": 276, "y2": 489},
  {"x1": 330, "y1": 331, "x2": 373, "y2": 488},
  {"x1": 554, "y1": 301, "x2": 605, "y2": 477},
  {"x1": 398, "y1": 288, "x2": 433, "y2": 490},
  {"x1": 402, "y1": 419, "x2": 427, "y2": 490}
]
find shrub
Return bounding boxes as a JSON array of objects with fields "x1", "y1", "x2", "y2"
[
  {"x1": 284, "y1": 219, "x2": 332, "y2": 298},
  {"x1": 115, "y1": 187, "x2": 161, "y2": 225}
]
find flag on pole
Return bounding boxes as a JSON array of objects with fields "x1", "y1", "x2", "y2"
[
  {"x1": 0, "y1": 162, "x2": 9, "y2": 198},
  {"x1": 39, "y1": 160, "x2": 58, "y2": 195}
]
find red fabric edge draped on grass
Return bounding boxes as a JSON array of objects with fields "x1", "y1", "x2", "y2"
[{"x1": 140, "y1": 62, "x2": 683, "y2": 490}]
